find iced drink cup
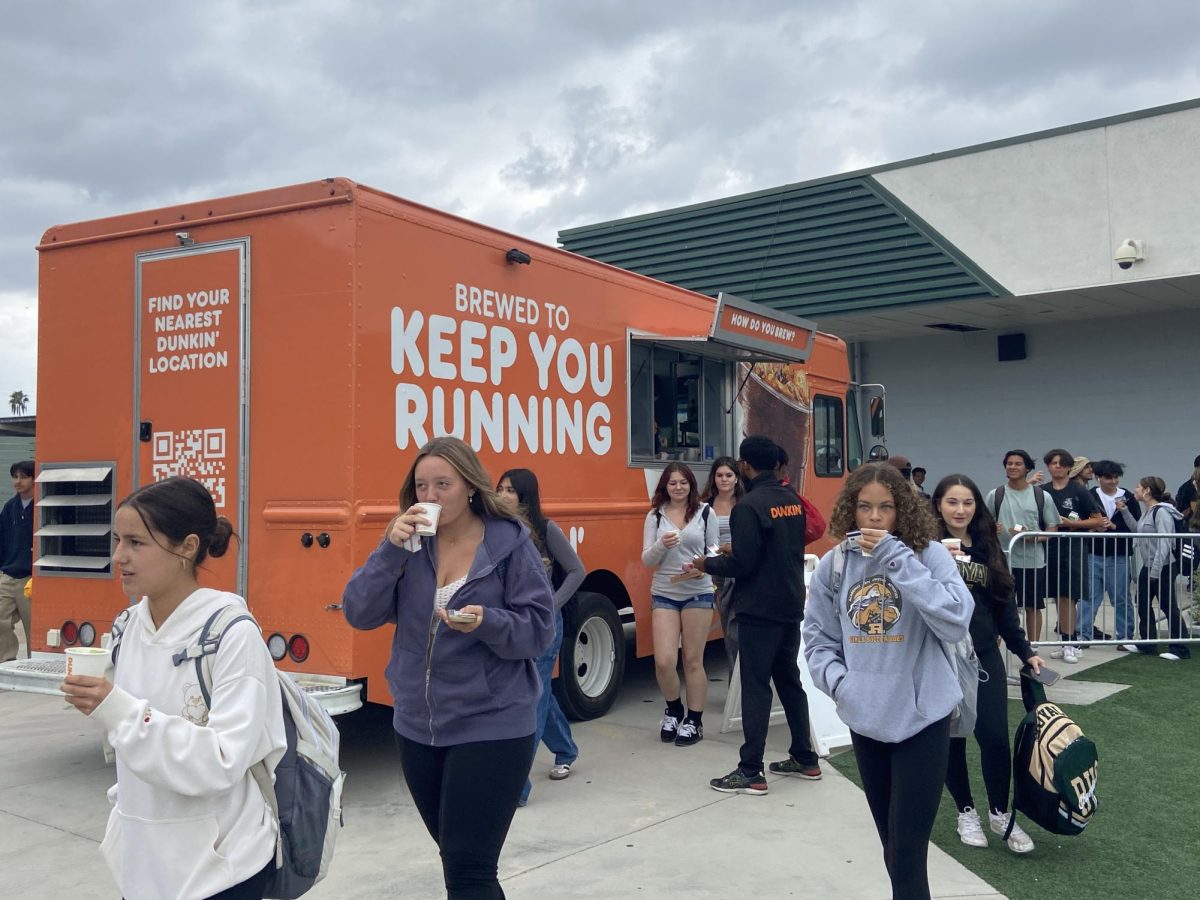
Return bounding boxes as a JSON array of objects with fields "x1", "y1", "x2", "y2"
[
  {"x1": 414, "y1": 502, "x2": 442, "y2": 536},
  {"x1": 65, "y1": 647, "x2": 110, "y2": 678},
  {"x1": 941, "y1": 538, "x2": 962, "y2": 555}
]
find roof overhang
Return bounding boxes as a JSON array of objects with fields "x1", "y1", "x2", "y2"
[{"x1": 812, "y1": 275, "x2": 1200, "y2": 342}]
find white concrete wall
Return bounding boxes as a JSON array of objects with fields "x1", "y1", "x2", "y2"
[
  {"x1": 875, "y1": 105, "x2": 1200, "y2": 294},
  {"x1": 858, "y1": 309, "x2": 1200, "y2": 496}
]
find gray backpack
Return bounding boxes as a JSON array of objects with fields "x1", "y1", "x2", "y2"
[{"x1": 112, "y1": 605, "x2": 345, "y2": 899}]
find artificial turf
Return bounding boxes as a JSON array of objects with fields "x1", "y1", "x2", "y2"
[{"x1": 827, "y1": 653, "x2": 1200, "y2": 900}]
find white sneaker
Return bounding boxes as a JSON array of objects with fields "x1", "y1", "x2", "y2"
[
  {"x1": 1049, "y1": 646, "x2": 1066, "y2": 659},
  {"x1": 956, "y1": 807, "x2": 988, "y2": 848},
  {"x1": 1062, "y1": 645, "x2": 1080, "y2": 664},
  {"x1": 989, "y1": 810, "x2": 1035, "y2": 853}
]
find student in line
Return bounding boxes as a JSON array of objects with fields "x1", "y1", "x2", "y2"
[
  {"x1": 344, "y1": 437, "x2": 553, "y2": 898},
  {"x1": 701, "y1": 455, "x2": 743, "y2": 672},
  {"x1": 804, "y1": 462, "x2": 973, "y2": 900},
  {"x1": 497, "y1": 468, "x2": 584, "y2": 805},
  {"x1": 932, "y1": 474, "x2": 1042, "y2": 854},
  {"x1": 62, "y1": 476, "x2": 286, "y2": 900},
  {"x1": 1130, "y1": 477, "x2": 1191, "y2": 661},
  {"x1": 642, "y1": 462, "x2": 720, "y2": 747}
]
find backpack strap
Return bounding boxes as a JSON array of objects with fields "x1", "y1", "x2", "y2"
[
  {"x1": 992, "y1": 485, "x2": 1005, "y2": 521},
  {"x1": 830, "y1": 542, "x2": 848, "y2": 595},
  {"x1": 1033, "y1": 484, "x2": 1047, "y2": 532},
  {"x1": 171, "y1": 605, "x2": 259, "y2": 709},
  {"x1": 109, "y1": 606, "x2": 135, "y2": 667}
]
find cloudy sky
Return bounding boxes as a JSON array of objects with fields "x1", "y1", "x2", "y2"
[{"x1": 4, "y1": 0, "x2": 1199, "y2": 413}]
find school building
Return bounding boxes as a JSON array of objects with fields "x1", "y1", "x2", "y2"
[{"x1": 559, "y1": 98, "x2": 1200, "y2": 494}]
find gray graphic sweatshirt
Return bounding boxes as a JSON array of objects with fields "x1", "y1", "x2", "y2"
[{"x1": 802, "y1": 535, "x2": 974, "y2": 743}]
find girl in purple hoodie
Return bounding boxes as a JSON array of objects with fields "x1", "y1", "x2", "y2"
[{"x1": 344, "y1": 437, "x2": 554, "y2": 898}]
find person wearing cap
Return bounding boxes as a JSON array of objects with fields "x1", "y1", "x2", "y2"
[
  {"x1": 887, "y1": 456, "x2": 922, "y2": 497},
  {"x1": 1070, "y1": 456, "x2": 1094, "y2": 489}
]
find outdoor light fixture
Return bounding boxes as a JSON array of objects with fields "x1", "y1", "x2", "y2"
[
  {"x1": 505, "y1": 248, "x2": 532, "y2": 265},
  {"x1": 176, "y1": 231, "x2": 195, "y2": 246}
]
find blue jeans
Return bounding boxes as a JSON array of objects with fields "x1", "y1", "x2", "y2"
[
  {"x1": 521, "y1": 611, "x2": 578, "y2": 803},
  {"x1": 1080, "y1": 553, "x2": 1133, "y2": 640}
]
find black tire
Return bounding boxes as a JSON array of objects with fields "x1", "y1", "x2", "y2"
[{"x1": 553, "y1": 591, "x2": 625, "y2": 721}]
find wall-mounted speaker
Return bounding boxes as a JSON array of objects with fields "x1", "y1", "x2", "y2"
[{"x1": 997, "y1": 333, "x2": 1026, "y2": 362}]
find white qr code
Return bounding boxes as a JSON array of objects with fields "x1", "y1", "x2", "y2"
[{"x1": 151, "y1": 428, "x2": 228, "y2": 508}]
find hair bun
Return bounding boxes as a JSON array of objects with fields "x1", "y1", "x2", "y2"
[{"x1": 209, "y1": 517, "x2": 235, "y2": 558}]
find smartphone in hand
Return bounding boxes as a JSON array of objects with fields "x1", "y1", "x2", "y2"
[
  {"x1": 1022, "y1": 664, "x2": 1060, "y2": 686},
  {"x1": 446, "y1": 610, "x2": 478, "y2": 624}
]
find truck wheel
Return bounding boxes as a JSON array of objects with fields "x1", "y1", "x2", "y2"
[{"x1": 554, "y1": 591, "x2": 625, "y2": 721}]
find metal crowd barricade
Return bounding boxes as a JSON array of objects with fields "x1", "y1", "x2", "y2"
[{"x1": 1002, "y1": 530, "x2": 1198, "y2": 652}]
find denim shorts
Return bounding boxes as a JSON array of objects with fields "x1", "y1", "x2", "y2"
[{"x1": 652, "y1": 592, "x2": 715, "y2": 612}]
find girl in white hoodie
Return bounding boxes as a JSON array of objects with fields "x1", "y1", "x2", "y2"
[{"x1": 61, "y1": 476, "x2": 285, "y2": 900}]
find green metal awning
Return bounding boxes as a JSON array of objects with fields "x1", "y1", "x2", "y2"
[{"x1": 559, "y1": 176, "x2": 1009, "y2": 318}]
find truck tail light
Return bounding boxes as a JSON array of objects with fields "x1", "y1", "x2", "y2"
[
  {"x1": 79, "y1": 622, "x2": 97, "y2": 647},
  {"x1": 267, "y1": 633, "x2": 287, "y2": 661},
  {"x1": 61, "y1": 621, "x2": 79, "y2": 645},
  {"x1": 288, "y1": 634, "x2": 309, "y2": 663}
]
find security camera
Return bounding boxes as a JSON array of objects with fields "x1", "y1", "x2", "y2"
[{"x1": 1114, "y1": 239, "x2": 1143, "y2": 270}]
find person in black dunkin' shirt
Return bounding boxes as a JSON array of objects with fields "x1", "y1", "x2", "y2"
[
  {"x1": 1043, "y1": 449, "x2": 1106, "y2": 661},
  {"x1": 693, "y1": 435, "x2": 820, "y2": 795}
]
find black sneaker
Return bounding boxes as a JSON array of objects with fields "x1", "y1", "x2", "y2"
[
  {"x1": 709, "y1": 768, "x2": 768, "y2": 795},
  {"x1": 674, "y1": 719, "x2": 703, "y2": 747},
  {"x1": 768, "y1": 757, "x2": 822, "y2": 780},
  {"x1": 659, "y1": 712, "x2": 681, "y2": 743}
]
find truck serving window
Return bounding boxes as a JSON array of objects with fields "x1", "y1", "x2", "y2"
[
  {"x1": 629, "y1": 341, "x2": 731, "y2": 464},
  {"x1": 33, "y1": 464, "x2": 116, "y2": 577},
  {"x1": 813, "y1": 395, "x2": 844, "y2": 477}
]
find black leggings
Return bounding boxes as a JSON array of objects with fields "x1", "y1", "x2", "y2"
[
  {"x1": 127, "y1": 860, "x2": 273, "y2": 900},
  {"x1": 398, "y1": 733, "x2": 535, "y2": 899},
  {"x1": 946, "y1": 647, "x2": 1011, "y2": 814},
  {"x1": 851, "y1": 716, "x2": 952, "y2": 900},
  {"x1": 1136, "y1": 564, "x2": 1190, "y2": 654}
]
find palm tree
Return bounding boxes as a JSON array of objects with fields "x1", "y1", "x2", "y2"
[{"x1": 8, "y1": 390, "x2": 29, "y2": 415}]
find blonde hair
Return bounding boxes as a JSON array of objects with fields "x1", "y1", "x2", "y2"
[{"x1": 399, "y1": 437, "x2": 516, "y2": 521}]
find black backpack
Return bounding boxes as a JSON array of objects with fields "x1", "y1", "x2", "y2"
[
  {"x1": 1153, "y1": 505, "x2": 1196, "y2": 576},
  {"x1": 992, "y1": 483, "x2": 1048, "y2": 531},
  {"x1": 1007, "y1": 670, "x2": 1098, "y2": 839}
]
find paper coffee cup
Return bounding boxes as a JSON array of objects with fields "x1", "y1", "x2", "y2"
[
  {"x1": 846, "y1": 531, "x2": 872, "y2": 557},
  {"x1": 941, "y1": 538, "x2": 962, "y2": 554},
  {"x1": 414, "y1": 502, "x2": 442, "y2": 536},
  {"x1": 65, "y1": 647, "x2": 110, "y2": 678}
]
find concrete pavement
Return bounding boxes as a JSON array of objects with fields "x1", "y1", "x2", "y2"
[{"x1": 0, "y1": 644, "x2": 1010, "y2": 899}]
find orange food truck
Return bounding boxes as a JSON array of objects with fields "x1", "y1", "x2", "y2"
[{"x1": 1, "y1": 179, "x2": 884, "y2": 718}]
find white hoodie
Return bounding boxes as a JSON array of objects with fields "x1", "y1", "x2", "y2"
[{"x1": 91, "y1": 589, "x2": 286, "y2": 900}]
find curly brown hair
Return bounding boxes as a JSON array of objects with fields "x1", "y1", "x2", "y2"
[{"x1": 827, "y1": 462, "x2": 939, "y2": 551}]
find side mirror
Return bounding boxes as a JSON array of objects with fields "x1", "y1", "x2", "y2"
[
  {"x1": 869, "y1": 395, "x2": 886, "y2": 438},
  {"x1": 868, "y1": 444, "x2": 889, "y2": 462}
]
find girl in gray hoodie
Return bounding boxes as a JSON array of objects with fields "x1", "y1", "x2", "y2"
[
  {"x1": 803, "y1": 463, "x2": 973, "y2": 900},
  {"x1": 1131, "y1": 476, "x2": 1191, "y2": 660}
]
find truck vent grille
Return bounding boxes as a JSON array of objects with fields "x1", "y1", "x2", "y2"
[{"x1": 34, "y1": 463, "x2": 116, "y2": 578}]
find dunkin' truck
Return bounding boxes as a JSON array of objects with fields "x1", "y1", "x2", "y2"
[{"x1": 1, "y1": 179, "x2": 885, "y2": 717}]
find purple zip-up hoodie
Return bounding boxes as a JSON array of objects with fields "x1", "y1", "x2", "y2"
[{"x1": 343, "y1": 516, "x2": 554, "y2": 746}]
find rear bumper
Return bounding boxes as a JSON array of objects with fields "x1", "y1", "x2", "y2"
[{"x1": 0, "y1": 654, "x2": 364, "y2": 715}]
